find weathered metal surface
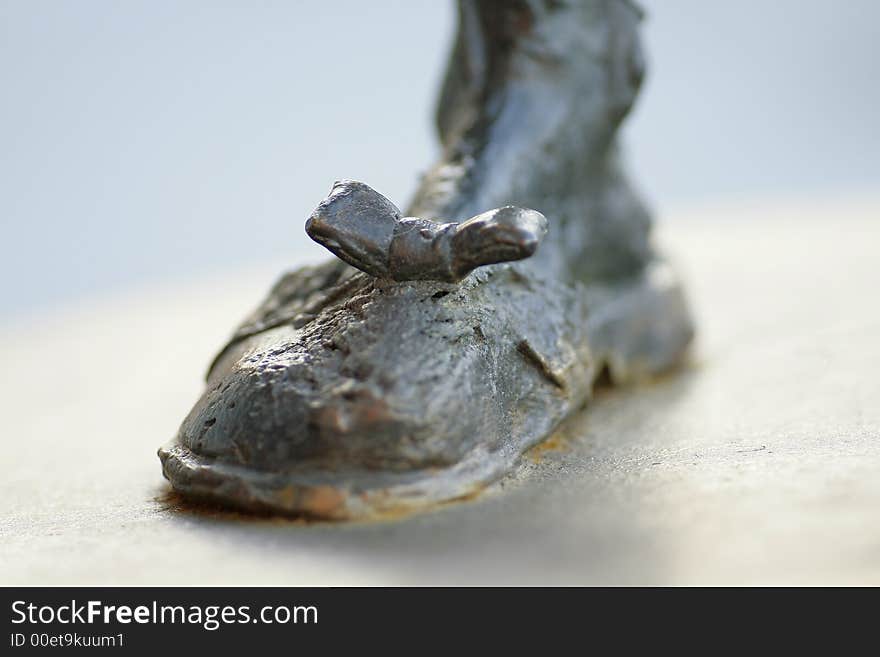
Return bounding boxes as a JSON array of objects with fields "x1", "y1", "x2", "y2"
[
  {"x1": 159, "y1": 0, "x2": 694, "y2": 518},
  {"x1": 305, "y1": 180, "x2": 548, "y2": 282}
]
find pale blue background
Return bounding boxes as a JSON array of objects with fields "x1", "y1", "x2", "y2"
[{"x1": 2, "y1": 1, "x2": 878, "y2": 319}]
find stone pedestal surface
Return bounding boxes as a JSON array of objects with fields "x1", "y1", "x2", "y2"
[{"x1": 2, "y1": 196, "x2": 878, "y2": 585}]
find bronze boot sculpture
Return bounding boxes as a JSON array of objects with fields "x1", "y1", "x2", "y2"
[{"x1": 159, "y1": 0, "x2": 694, "y2": 519}]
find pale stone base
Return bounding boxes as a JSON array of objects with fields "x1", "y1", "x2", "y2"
[{"x1": 2, "y1": 195, "x2": 878, "y2": 585}]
